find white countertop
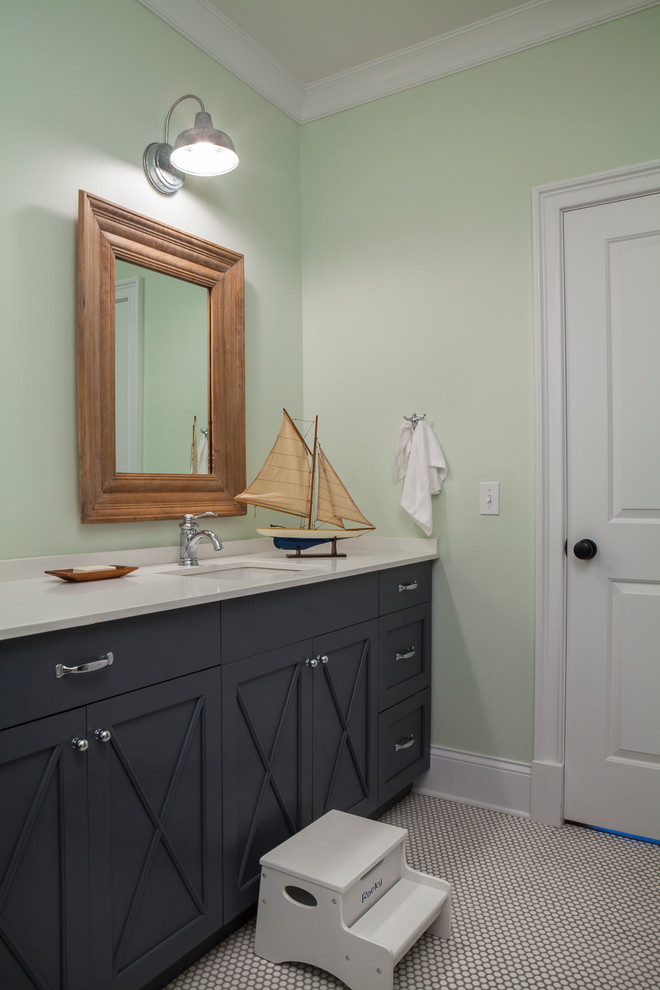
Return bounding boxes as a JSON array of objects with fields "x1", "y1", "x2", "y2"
[{"x1": 0, "y1": 537, "x2": 437, "y2": 641}]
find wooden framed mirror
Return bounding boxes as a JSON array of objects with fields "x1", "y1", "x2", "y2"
[{"x1": 77, "y1": 190, "x2": 246, "y2": 522}]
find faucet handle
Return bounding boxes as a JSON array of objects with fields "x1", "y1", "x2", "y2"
[{"x1": 179, "y1": 511, "x2": 218, "y2": 530}]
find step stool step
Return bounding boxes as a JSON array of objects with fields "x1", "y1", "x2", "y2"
[
  {"x1": 350, "y1": 878, "x2": 449, "y2": 965},
  {"x1": 260, "y1": 808, "x2": 408, "y2": 892}
]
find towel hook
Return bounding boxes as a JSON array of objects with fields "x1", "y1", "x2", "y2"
[{"x1": 404, "y1": 412, "x2": 426, "y2": 429}]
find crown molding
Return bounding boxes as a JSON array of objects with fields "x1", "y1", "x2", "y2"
[
  {"x1": 136, "y1": 0, "x2": 306, "y2": 119},
  {"x1": 301, "y1": 0, "x2": 660, "y2": 121},
  {"x1": 136, "y1": 0, "x2": 659, "y2": 123}
]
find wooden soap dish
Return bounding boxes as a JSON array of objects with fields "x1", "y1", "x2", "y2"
[{"x1": 45, "y1": 566, "x2": 138, "y2": 582}]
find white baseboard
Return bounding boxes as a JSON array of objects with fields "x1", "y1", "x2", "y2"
[
  {"x1": 414, "y1": 746, "x2": 532, "y2": 818},
  {"x1": 530, "y1": 760, "x2": 564, "y2": 827}
]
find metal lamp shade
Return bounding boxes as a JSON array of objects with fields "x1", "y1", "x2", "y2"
[{"x1": 169, "y1": 111, "x2": 239, "y2": 176}]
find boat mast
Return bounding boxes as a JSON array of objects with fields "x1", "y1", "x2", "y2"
[{"x1": 308, "y1": 415, "x2": 318, "y2": 529}]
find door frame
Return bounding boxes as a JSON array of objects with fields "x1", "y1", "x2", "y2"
[
  {"x1": 531, "y1": 157, "x2": 660, "y2": 827},
  {"x1": 115, "y1": 275, "x2": 144, "y2": 472}
]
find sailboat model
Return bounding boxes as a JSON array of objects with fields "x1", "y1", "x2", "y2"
[{"x1": 234, "y1": 409, "x2": 374, "y2": 557}]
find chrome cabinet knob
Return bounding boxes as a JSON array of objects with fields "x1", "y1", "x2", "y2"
[
  {"x1": 306, "y1": 655, "x2": 328, "y2": 668},
  {"x1": 71, "y1": 737, "x2": 89, "y2": 752},
  {"x1": 95, "y1": 729, "x2": 112, "y2": 743}
]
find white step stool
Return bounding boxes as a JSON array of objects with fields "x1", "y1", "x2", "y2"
[{"x1": 255, "y1": 809, "x2": 451, "y2": 990}]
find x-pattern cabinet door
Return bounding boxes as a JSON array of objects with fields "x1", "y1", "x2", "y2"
[
  {"x1": 0, "y1": 710, "x2": 90, "y2": 990},
  {"x1": 311, "y1": 620, "x2": 379, "y2": 820},
  {"x1": 222, "y1": 640, "x2": 314, "y2": 920},
  {"x1": 87, "y1": 669, "x2": 223, "y2": 990}
]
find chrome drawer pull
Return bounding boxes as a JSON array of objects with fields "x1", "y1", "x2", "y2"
[
  {"x1": 398, "y1": 580, "x2": 418, "y2": 593},
  {"x1": 394, "y1": 734, "x2": 415, "y2": 752},
  {"x1": 55, "y1": 652, "x2": 114, "y2": 679},
  {"x1": 71, "y1": 738, "x2": 89, "y2": 752},
  {"x1": 395, "y1": 646, "x2": 416, "y2": 662},
  {"x1": 95, "y1": 729, "x2": 112, "y2": 743}
]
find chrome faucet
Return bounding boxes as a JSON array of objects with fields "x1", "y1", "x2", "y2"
[{"x1": 179, "y1": 512, "x2": 223, "y2": 567}]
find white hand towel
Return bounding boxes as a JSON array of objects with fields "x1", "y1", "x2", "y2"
[
  {"x1": 395, "y1": 420, "x2": 447, "y2": 536},
  {"x1": 197, "y1": 432, "x2": 209, "y2": 474},
  {"x1": 394, "y1": 420, "x2": 414, "y2": 480}
]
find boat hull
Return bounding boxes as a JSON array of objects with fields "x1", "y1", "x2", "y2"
[
  {"x1": 273, "y1": 536, "x2": 333, "y2": 551},
  {"x1": 257, "y1": 528, "x2": 370, "y2": 552}
]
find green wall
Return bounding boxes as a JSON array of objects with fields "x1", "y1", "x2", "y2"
[
  {"x1": 1, "y1": 1, "x2": 659, "y2": 765},
  {"x1": 0, "y1": 0, "x2": 302, "y2": 557},
  {"x1": 300, "y1": 8, "x2": 660, "y2": 762}
]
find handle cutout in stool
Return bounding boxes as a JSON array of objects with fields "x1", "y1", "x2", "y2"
[
  {"x1": 360, "y1": 858, "x2": 385, "y2": 882},
  {"x1": 284, "y1": 885, "x2": 318, "y2": 908}
]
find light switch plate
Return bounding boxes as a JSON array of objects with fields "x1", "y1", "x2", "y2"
[{"x1": 480, "y1": 482, "x2": 500, "y2": 515}]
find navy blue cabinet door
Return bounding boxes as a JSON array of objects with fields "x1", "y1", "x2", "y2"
[
  {"x1": 312, "y1": 620, "x2": 379, "y2": 820},
  {"x1": 0, "y1": 711, "x2": 90, "y2": 990},
  {"x1": 222, "y1": 641, "x2": 313, "y2": 921},
  {"x1": 86, "y1": 669, "x2": 223, "y2": 990}
]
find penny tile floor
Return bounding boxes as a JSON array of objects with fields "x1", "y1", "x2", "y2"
[{"x1": 166, "y1": 793, "x2": 660, "y2": 989}]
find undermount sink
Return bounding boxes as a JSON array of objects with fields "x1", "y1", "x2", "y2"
[{"x1": 160, "y1": 559, "x2": 317, "y2": 582}]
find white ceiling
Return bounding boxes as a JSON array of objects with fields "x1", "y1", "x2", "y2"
[
  {"x1": 203, "y1": 0, "x2": 533, "y2": 85},
  {"x1": 136, "y1": 0, "x2": 658, "y2": 121}
]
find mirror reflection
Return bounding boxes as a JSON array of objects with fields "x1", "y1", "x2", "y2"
[{"x1": 114, "y1": 261, "x2": 209, "y2": 475}]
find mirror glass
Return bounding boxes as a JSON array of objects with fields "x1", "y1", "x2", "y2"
[{"x1": 114, "y1": 261, "x2": 209, "y2": 474}]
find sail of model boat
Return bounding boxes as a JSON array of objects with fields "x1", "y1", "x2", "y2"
[
  {"x1": 234, "y1": 411, "x2": 311, "y2": 517},
  {"x1": 316, "y1": 447, "x2": 373, "y2": 530},
  {"x1": 234, "y1": 409, "x2": 374, "y2": 534}
]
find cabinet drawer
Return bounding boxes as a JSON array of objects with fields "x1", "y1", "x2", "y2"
[
  {"x1": 378, "y1": 562, "x2": 432, "y2": 614},
  {"x1": 0, "y1": 604, "x2": 221, "y2": 730},
  {"x1": 221, "y1": 572, "x2": 378, "y2": 661},
  {"x1": 378, "y1": 689, "x2": 431, "y2": 805},
  {"x1": 378, "y1": 604, "x2": 431, "y2": 710}
]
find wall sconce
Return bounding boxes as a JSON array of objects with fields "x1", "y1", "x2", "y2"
[{"x1": 143, "y1": 94, "x2": 239, "y2": 195}]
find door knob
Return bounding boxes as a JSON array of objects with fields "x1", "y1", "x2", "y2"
[{"x1": 573, "y1": 539, "x2": 598, "y2": 560}]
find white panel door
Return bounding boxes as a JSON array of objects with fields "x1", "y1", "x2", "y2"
[{"x1": 563, "y1": 193, "x2": 660, "y2": 840}]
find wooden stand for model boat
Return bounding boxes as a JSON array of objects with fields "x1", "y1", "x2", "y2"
[{"x1": 285, "y1": 537, "x2": 346, "y2": 559}]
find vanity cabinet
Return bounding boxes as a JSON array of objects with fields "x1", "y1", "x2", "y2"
[
  {"x1": 0, "y1": 559, "x2": 433, "y2": 990},
  {"x1": 220, "y1": 563, "x2": 433, "y2": 922},
  {"x1": 0, "y1": 607, "x2": 222, "y2": 990},
  {"x1": 376, "y1": 564, "x2": 432, "y2": 806},
  {"x1": 220, "y1": 573, "x2": 381, "y2": 918},
  {"x1": 221, "y1": 616, "x2": 379, "y2": 919}
]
